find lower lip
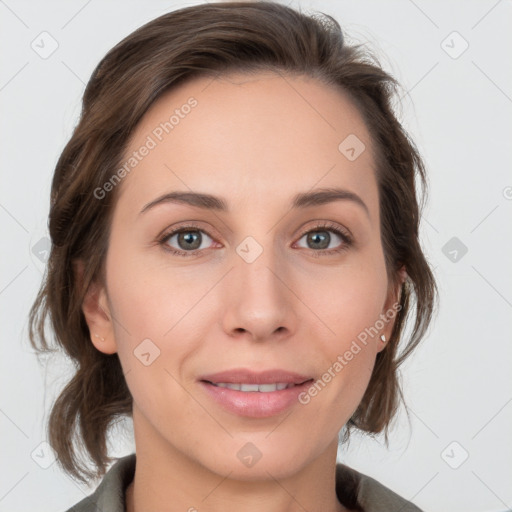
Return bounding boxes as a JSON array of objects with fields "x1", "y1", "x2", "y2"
[{"x1": 199, "y1": 380, "x2": 313, "y2": 418}]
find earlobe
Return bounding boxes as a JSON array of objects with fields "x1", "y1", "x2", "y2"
[{"x1": 74, "y1": 260, "x2": 118, "y2": 355}]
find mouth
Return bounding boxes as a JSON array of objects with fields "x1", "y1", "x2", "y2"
[{"x1": 199, "y1": 378, "x2": 315, "y2": 418}]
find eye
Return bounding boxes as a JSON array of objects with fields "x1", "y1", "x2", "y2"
[
  {"x1": 158, "y1": 223, "x2": 217, "y2": 257},
  {"x1": 293, "y1": 221, "x2": 353, "y2": 256}
]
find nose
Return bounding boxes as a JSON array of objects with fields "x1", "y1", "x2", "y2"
[{"x1": 220, "y1": 240, "x2": 297, "y2": 343}]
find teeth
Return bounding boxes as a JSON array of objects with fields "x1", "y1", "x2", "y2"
[{"x1": 213, "y1": 382, "x2": 291, "y2": 392}]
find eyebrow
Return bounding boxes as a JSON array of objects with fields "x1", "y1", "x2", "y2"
[{"x1": 139, "y1": 187, "x2": 370, "y2": 218}]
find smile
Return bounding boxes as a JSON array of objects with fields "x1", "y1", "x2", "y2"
[{"x1": 200, "y1": 379, "x2": 314, "y2": 418}]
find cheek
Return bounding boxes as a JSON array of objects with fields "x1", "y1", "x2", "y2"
[
  {"x1": 299, "y1": 272, "x2": 385, "y2": 419},
  {"x1": 308, "y1": 258, "x2": 387, "y2": 345},
  {"x1": 304, "y1": 257, "x2": 387, "y2": 393},
  {"x1": 105, "y1": 239, "x2": 204, "y2": 336},
  {"x1": 104, "y1": 249, "x2": 194, "y2": 421}
]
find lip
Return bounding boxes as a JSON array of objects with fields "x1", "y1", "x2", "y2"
[
  {"x1": 199, "y1": 379, "x2": 314, "y2": 418},
  {"x1": 198, "y1": 368, "x2": 314, "y2": 418}
]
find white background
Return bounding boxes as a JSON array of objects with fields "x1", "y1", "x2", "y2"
[{"x1": 1, "y1": 1, "x2": 511, "y2": 511}]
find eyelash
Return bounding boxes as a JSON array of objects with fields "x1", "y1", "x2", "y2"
[{"x1": 157, "y1": 221, "x2": 353, "y2": 258}]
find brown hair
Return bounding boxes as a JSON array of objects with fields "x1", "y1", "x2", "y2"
[{"x1": 28, "y1": 1, "x2": 438, "y2": 505}]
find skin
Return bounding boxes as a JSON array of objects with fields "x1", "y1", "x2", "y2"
[{"x1": 82, "y1": 70, "x2": 404, "y2": 512}]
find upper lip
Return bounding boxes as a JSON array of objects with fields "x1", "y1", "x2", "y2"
[{"x1": 199, "y1": 368, "x2": 314, "y2": 385}]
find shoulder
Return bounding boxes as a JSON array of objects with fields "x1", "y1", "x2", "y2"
[
  {"x1": 63, "y1": 453, "x2": 136, "y2": 512},
  {"x1": 336, "y1": 462, "x2": 424, "y2": 512}
]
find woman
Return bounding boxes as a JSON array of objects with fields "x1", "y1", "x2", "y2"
[{"x1": 29, "y1": 2, "x2": 437, "y2": 511}]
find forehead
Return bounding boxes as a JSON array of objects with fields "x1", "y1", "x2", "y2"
[{"x1": 117, "y1": 70, "x2": 378, "y2": 220}]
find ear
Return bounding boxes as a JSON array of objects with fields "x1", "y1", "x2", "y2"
[
  {"x1": 377, "y1": 264, "x2": 407, "y2": 353},
  {"x1": 74, "y1": 260, "x2": 117, "y2": 355}
]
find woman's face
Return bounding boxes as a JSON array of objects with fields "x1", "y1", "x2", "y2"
[{"x1": 86, "y1": 71, "x2": 401, "y2": 479}]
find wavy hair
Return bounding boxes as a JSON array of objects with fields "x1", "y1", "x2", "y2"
[{"x1": 28, "y1": 2, "x2": 438, "y2": 507}]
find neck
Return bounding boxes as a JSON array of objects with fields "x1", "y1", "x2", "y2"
[{"x1": 125, "y1": 450, "x2": 349, "y2": 512}]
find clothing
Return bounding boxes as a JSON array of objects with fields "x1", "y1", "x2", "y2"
[{"x1": 64, "y1": 453, "x2": 423, "y2": 512}]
